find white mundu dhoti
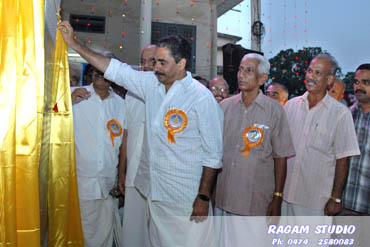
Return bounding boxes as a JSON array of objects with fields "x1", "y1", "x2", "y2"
[
  {"x1": 122, "y1": 187, "x2": 149, "y2": 247},
  {"x1": 79, "y1": 196, "x2": 122, "y2": 247},
  {"x1": 147, "y1": 199, "x2": 216, "y2": 247}
]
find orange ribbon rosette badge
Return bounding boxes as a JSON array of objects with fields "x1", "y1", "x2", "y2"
[
  {"x1": 240, "y1": 126, "x2": 264, "y2": 158},
  {"x1": 164, "y1": 109, "x2": 187, "y2": 144},
  {"x1": 106, "y1": 119, "x2": 122, "y2": 147}
]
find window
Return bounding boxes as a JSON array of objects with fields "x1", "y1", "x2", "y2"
[
  {"x1": 151, "y1": 22, "x2": 196, "y2": 73},
  {"x1": 70, "y1": 14, "x2": 105, "y2": 34}
]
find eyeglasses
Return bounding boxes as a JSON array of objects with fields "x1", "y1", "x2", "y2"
[{"x1": 210, "y1": 86, "x2": 228, "y2": 93}]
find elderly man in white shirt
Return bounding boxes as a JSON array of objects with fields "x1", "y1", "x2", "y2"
[
  {"x1": 59, "y1": 21, "x2": 223, "y2": 247},
  {"x1": 117, "y1": 44, "x2": 156, "y2": 247},
  {"x1": 71, "y1": 66, "x2": 125, "y2": 247}
]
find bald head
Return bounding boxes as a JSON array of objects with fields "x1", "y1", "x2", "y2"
[
  {"x1": 265, "y1": 83, "x2": 289, "y2": 106},
  {"x1": 140, "y1": 45, "x2": 157, "y2": 71},
  {"x1": 209, "y1": 77, "x2": 229, "y2": 103},
  {"x1": 328, "y1": 78, "x2": 345, "y2": 101}
]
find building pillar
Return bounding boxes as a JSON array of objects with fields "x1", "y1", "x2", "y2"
[
  {"x1": 210, "y1": 2, "x2": 218, "y2": 79},
  {"x1": 139, "y1": 0, "x2": 152, "y2": 52},
  {"x1": 250, "y1": 0, "x2": 261, "y2": 52}
]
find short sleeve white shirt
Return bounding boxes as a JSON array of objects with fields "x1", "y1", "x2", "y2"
[{"x1": 73, "y1": 84, "x2": 126, "y2": 200}]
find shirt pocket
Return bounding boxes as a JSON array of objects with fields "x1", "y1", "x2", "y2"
[
  {"x1": 248, "y1": 126, "x2": 272, "y2": 159},
  {"x1": 308, "y1": 126, "x2": 331, "y2": 153}
]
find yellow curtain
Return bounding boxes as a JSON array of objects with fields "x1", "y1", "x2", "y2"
[
  {"x1": 0, "y1": 0, "x2": 44, "y2": 246},
  {"x1": 0, "y1": 0, "x2": 83, "y2": 245},
  {"x1": 44, "y1": 14, "x2": 84, "y2": 246}
]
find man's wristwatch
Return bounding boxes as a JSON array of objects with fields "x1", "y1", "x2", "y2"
[
  {"x1": 330, "y1": 196, "x2": 341, "y2": 203},
  {"x1": 198, "y1": 193, "x2": 210, "y2": 202}
]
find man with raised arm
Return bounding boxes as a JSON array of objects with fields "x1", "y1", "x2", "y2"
[{"x1": 59, "y1": 21, "x2": 223, "y2": 247}]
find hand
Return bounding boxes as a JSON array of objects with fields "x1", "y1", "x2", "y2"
[
  {"x1": 57, "y1": 21, "x2": 75, "y2": 45},
  {"x1": 324, "y1": 198, "x2": 342, "y2": 216},
  {"x1": 117, "y1": 173, "x2": 126, "y2": 196},
  {"x1": 109, "y1": 186, "x2": 121, "y2": 197},
  {"x1": 71, "y1": 88, "x2": 91, "y2": 104},
  {"x1": 266, "y1": 197, "x2": 282, "y2": 216},
  {"x1": 190, "y1": 196, "x2": 209, "y2": 223}
]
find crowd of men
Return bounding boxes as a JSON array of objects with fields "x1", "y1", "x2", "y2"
[{"x1": 59, "y1": 20, "x2": 369, "y2": 247}]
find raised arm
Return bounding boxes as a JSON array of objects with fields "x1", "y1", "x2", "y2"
[{"x1": 58, "y1": 21, "x2": 110, "y2": 73}]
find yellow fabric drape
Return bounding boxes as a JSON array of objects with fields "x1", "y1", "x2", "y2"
[
  {"x1": 0, "y1": 0, "x2": 83, "y2": 245},
  {"x1": 44, "y1": 15, "x2": 84, "y2": 246},
  {"x1": 0, "y1": 0, "x2": 44, "y2": 246}
]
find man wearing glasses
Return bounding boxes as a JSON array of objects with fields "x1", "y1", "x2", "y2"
[{"x1": 209, "y1": 77, "x2": 229, "y2": 103}]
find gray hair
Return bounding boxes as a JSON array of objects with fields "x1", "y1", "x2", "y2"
[
  {"x1": 313, "y1": 53, "x2": 338, "y2": 75},
  {"x1": 243, "y1": 53, "x2": 270, "y2": 75}
]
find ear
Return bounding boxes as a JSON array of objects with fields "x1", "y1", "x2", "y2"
[
  {"x1": 258, "y1": 73, "x2": 269, "y2": 86},
  {"x1": 178, "y1": 58, "x2": 187, "y2": 70}
]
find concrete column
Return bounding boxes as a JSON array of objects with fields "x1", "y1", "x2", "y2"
[
  {"x1": 210, "y1": 2, "x2": 218, "y2": 79},
  {"x1": 250, "y1": 0, "x2": 261, "y2": 51},
  {"x1": 139, "y1": 0, "x2": 152, "y2": 51}
]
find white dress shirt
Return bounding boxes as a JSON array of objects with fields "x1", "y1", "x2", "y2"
[
  {"x1": 73, "y1": 84, "x2": 126, "y2": 200},
  {"x1": 124, "y1": 91, "x2": 145, "y2": 187},
  {"x1": 105, "y1": 59, "x2": 223, "y2": 207}
]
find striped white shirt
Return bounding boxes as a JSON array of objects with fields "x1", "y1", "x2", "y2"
[
  {"x1": 283, "y1": 92, "x2": 360, "y2": 211},
  {"x1": 105, "y1": 59, "x2": 223, "y2": 206}
]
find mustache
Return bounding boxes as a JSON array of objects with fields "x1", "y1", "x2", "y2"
[
  {"x1": 155, "y1": 71, "x2": 165, "y2": 76},
  {"x1": 306, "y1": 79, "x2": 317, "y2": 84},
  {"x1": 355, "y1": 89, "x2": 367, "y2": 94}
]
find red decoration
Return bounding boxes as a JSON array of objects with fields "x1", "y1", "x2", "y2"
[{"x1": 53, "y1": 104, "x2": 58, "y2": 113}]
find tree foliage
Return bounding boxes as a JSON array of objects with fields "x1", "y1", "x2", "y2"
[
  {"x1": 268, "y1": 47, "x2": 341, "y2": 97},
  {"x1": 343, "y1": 71, "x2": 355, "y2": 93}
]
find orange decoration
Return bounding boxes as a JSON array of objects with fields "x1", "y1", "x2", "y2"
[
  {"x1": 240, "y1": 126, "x2": 264, "y2": 158},
  {"x1": 106, "y1": 120, "x2": 122, "y2": 147},
  {"x1": 164, "y1": 109, "x2": 187, "y2": 144}
]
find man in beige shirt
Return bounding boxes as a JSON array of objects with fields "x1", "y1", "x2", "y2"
[
  {"x1": 215, "y1": 53, "x2": 295, "y2": 216},
  {"x1": 283, "y1": 53, "x2": 360, "y2": 216}
]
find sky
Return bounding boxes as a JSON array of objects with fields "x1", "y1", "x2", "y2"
[{"x1": 218, "y1": 0, "x2": 370, "y2": 75}]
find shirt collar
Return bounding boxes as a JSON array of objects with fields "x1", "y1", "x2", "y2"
[
  {"x1": 300, "y1": 91, "x2": 331, "y2": 109},
  {"x1": 237, "y1": 90, "x2": 266, "y2": 109},
  {"x1": 87, "y1": 83, "x2": 115, "y2": 100},
  {"x1": 156, "y1": 71, "x2": 193, "y2": 89}
]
